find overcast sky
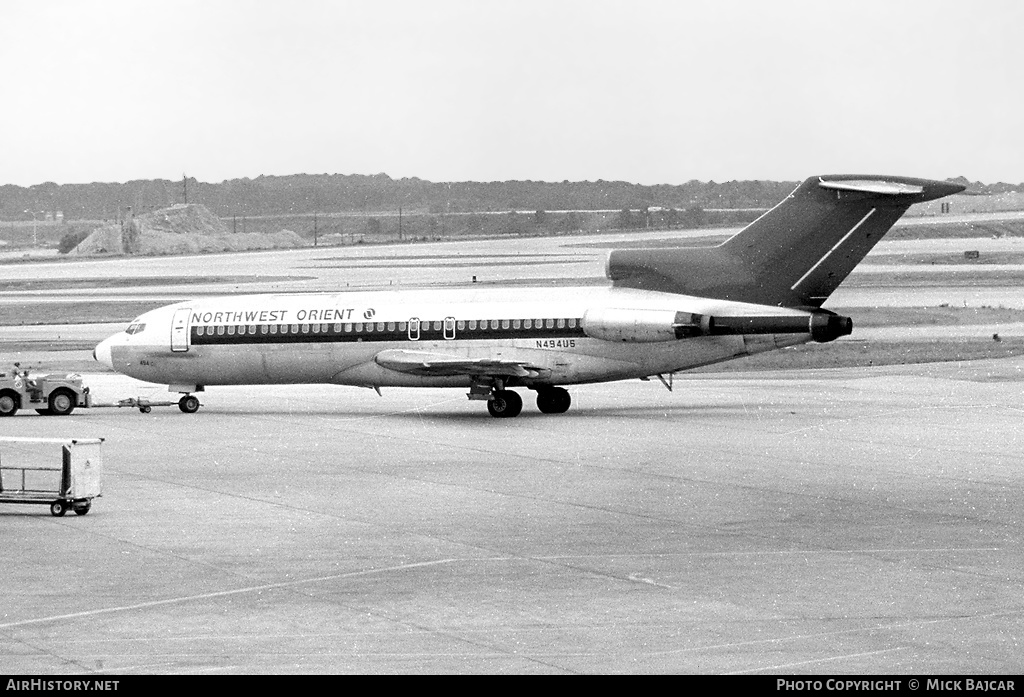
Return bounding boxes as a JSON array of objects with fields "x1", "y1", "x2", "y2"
[{"x1": 1, "y1": 0, "x2": 1021, "y2": 187}]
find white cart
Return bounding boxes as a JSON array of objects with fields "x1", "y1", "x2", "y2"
[{"x1": 0, "y1": 437, "x2": 104, "y2": 516}]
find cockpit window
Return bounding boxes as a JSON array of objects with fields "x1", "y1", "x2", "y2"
[{"x1": 125, "y1": 322, "x2": 146, "y2": 335}]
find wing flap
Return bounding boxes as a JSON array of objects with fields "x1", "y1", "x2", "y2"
[{"x1": 374, "y1": 349, "x2": 550, "y2": 378}]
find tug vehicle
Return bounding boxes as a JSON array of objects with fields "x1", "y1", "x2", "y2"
[{"x1": 0, "y1": 365, "x2": 91, "y2": 417}]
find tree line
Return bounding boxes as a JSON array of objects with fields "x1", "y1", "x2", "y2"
[{"x1": 2, "y1": 173, "x2": 798, "y2": 222}]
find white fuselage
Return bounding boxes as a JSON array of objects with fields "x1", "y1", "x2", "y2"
[{"x1": 94, "y1": 284, "x2": 812, "y2": 390}]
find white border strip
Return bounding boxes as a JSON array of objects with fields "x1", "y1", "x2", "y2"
[{"x1": 790, "y1": 208, "x2": 876, "y2": 292}]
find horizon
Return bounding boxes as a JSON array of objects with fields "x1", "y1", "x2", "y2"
[
  {"x1": 2, "y1": 1, "x2": 1021, "y2": 187},
  {"x1": 4, "y1": 171, "x2": 1018, "y2": 191},
  {"x1": 4, "y1": 171, "x2": 1022, "y2": 190}
]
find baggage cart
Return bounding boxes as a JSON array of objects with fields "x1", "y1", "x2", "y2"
[{"x1": 0, "y1": 437, "x2": 104, "y2": 516}]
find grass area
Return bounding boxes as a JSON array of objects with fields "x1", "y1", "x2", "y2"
[
  {"x1": 8, "y1": 337, "x2": 1024, "y2": 377},
  {"x1": 834, "y1": 305, "x2": 1024, "y2": 327},
  {"x1": 886, "y1": 219, "x2": 1024, "y2": 240},
  {"x1": 843, "y1": 268, "x2": 1024, "y2": 288},
  {"x1": 864, "y1": 252, "x2": 1024, "y2": 266},
  {"x1": 694, "y1": 337, "x2": 1024, "y2": 373},
  {"x1": 0, "y1": 275, "x2": 306, "y2": 292},
  {"x1": 0, "y1": 300, "x2": 181, "y2": 326}
]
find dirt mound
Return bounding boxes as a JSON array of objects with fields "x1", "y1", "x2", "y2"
[{"x1": 71, "y1": 204, "x2": 306, "y2": 256}]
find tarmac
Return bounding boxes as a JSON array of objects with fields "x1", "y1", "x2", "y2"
[
  {"x1": 1, "y1": 229, "x2": 1023, "y2": 674},
  {"x1": 1, "y1": 364, "x2": 1022, "y2": 674}
]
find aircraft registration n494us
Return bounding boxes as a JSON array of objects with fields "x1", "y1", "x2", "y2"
[{"x1": 91, "y1": 175, "x2": 964, "y2": 418}]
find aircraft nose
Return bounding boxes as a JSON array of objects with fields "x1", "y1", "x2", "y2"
[{"x1": 94, "y1": 336, "x2": 114, "y2": 369}]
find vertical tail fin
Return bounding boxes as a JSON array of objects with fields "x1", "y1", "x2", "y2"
[{"x1": 608, "y1": 175, "x2": 965, "y2": 307}]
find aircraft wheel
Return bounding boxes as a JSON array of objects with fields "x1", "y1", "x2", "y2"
[
  {"x1": 179, "y1": 395, "x2": 200, "y2": 413},
  {"x1": 0, "y1": 391, "x2": 19, "y2": 417},
  {"x1": 50, "y1": 500, "x2": 68, "y2": 517},
  {"x1": 536, "y1": 387, "x2": 571, "y2": 414},
  {"x1": 48, "y1": 388, "x2": 76, "y2": 416},
  {"x1": 487, "y1": 389, "x2": 522, "y2": 418}
]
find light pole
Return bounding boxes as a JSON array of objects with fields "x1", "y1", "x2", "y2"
[{"x1": 22, "y1": 210, "x2": 38, "y2": 247}]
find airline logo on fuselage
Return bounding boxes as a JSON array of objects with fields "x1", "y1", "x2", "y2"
[{"x1": 191, "y1": 307, "x2": 359, "y2": 325}]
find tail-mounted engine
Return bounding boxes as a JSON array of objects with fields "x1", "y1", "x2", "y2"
[{"x1": 582, "y1": 308, "x2": 852, "y2": 344}]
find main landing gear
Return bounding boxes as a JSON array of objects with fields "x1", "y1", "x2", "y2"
[
  {"x1": 487, "y1": 389, "x2": 522, "y2": 418},
  {"x1": 476, "y1": 382, "x2": 572, "y2": 418}
]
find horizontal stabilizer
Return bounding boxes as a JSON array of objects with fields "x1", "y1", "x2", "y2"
[{"x1": 817, "y1": 178, "x2": 925, "y2": 195}]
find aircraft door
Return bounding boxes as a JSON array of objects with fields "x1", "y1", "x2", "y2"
[
  {"x1": 444, "y1": 316, "x2": 456, "y2": 340},
  {"x1": 170, "y1": 307, "x2": 192, "y2": 352},
  {"x1": 408, "y1": 317, "x2": 420, "y2": 341}
]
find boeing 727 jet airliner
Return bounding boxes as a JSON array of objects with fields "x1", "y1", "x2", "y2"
[{"x1": 90, "y1": 175, "x2": 963, "y2": 418}]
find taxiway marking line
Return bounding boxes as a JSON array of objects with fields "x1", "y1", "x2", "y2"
[
  {"x1": 0, "y1": 557, "x2": 487, "y2": 631},
  {"x1": 534, "y1": 547, "x2": 1000, "y2": 559},
  {"x1": 650, "y1": 607, "x2": 1024, "y2": 658},
  {"x1": 725, "y1": 646, "x2": 909, "y2": 674}
]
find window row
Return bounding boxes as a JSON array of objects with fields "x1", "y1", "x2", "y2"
[{"x1": 193, "y1": 318, "x2": 581, "y2": 337}]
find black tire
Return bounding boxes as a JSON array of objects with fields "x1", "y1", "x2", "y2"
[
  {"x1": 140, "y1": 406, "x2": 152, "y2": 414},
  {"x1": 48, "y1": 388, "x2": 76, "y2": 416},
  {"x1": 487, "y1": 389, "x2": 522, "y2": 418},
  {"x1": 0, "y1": 390, "x2": 18, "y2": 417},
  {"x1": 179, "y1": 395, "x2": 200, "y2": 414},
  {"x1": 50, "y1": 500, "x2": 67, "y2": 517},
  {"x1": 73, "y1": 502, "x2": 91, "y2": 516},
  {"x1": 536, "y1": 387, "x2": 572, "y2": 414}
]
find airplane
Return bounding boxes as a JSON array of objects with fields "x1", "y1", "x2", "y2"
[{"x1": 92, "y1": 175, "x2": 964, "y2": 418}]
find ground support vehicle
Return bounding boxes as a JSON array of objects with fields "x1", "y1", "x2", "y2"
[
  {"x1": 0, "y1": 437, "x2": 104, "y2": 516},
  {"x1": 0, "y1": 368, "x2": 91, "y2": 417}
]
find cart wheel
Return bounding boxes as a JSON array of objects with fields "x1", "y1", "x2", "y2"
[
  {"x1": 73, "y1": 502, "x2": 92, "y2": 516},
  {"x1": 50, "y1": 500, "x2": 68, "y2": 517},
  {"x1": 140, "y1": 406, "x2": 152, "y2": 414},
  {"x1": 48, "y1": 388, "x2": 76, "y2": 416},
  {"x1": 179, "y1": 395, "x2": 200, "y2": 414},
  {"x1": 0, "y1": 391, "x2": 18, "y2": 417}
]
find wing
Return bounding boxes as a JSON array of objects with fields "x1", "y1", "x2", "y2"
[{"x1": 374, "y1": 349, "x2": 551, "y2": 379}]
